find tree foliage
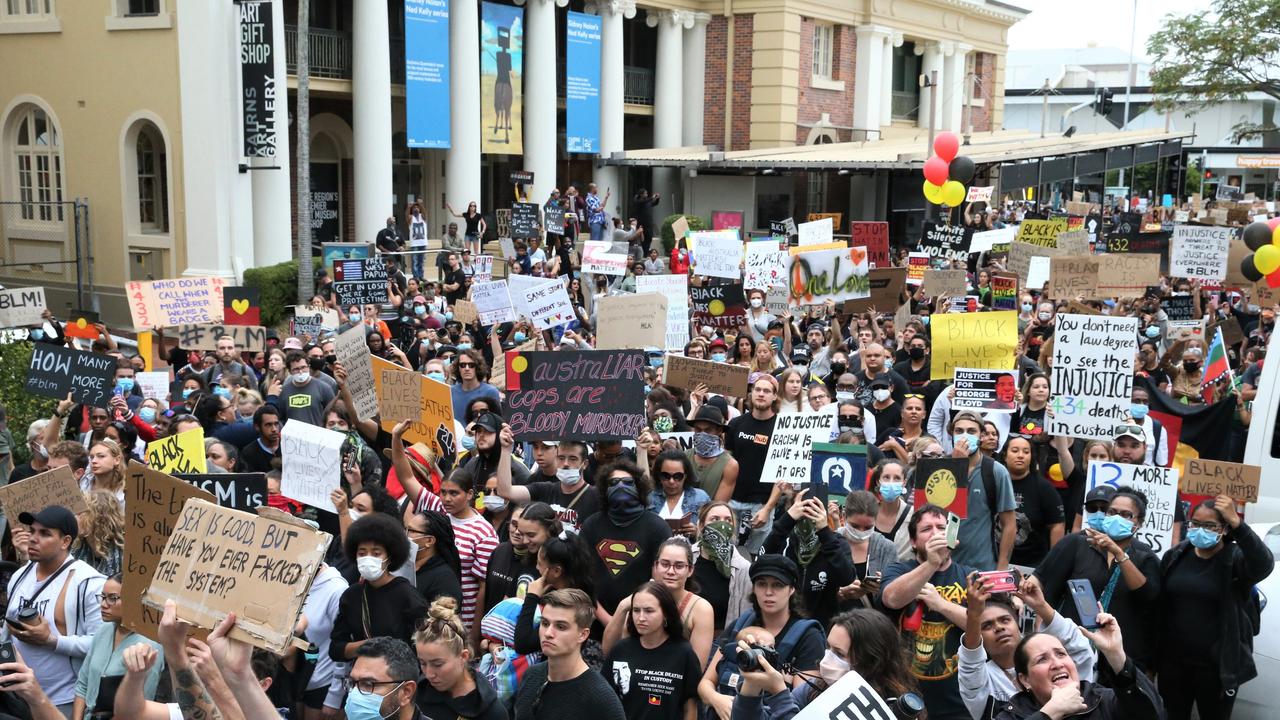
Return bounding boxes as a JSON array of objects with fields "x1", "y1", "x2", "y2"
[
  {"x1": 1147, "y1": 0, "x2": 1280, "y2": 141},
  {"x1": 0, "y1": 341, "x2": 55, "y2": 466}
]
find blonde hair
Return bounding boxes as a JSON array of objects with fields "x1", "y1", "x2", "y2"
[
  {"x1": 413, "y1": 596, "x2": 469, "y2": 656},
  {"x1": 74, "y1": 490, "x2": 124, "y2": 562},
  {"x1": 88, "y1": 439, "x2": 125, "y2": 493}
]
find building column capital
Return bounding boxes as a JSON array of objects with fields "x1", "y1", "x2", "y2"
[
  {"x1": 588, "y1": 0, "x2": 636, "y2": 19},
  {"x1": 689, "y1": 11, "x2": 712, "y2": 27},
  {"x1": 891, "y1": 32, "x2": 904, "y2": 48},
  {"x1": 646, "y1": 8, "x2": 695, "y2": 30},
  {"x1": 954, "y1": 42, "x2": 973, "y2": 56},
  {"x1": 914, "y1": 39, "x2": 943, "y2": 56},
  {"x1": 855, "y1": 24, "x2": 893, "y2": 40}
]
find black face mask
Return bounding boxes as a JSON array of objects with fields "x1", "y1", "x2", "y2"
[
  {"x1": 829, "y1": 361, "x2": 846, "y2": 376},
  {"x1": 839, "y1": 416, "x2": 862, "y2": 430},
  {"x1": 908, "y1": 347, "x2": 926, "y2": 360},
  {"x1": 1184, "y1": 361, "x2": 1200, "y2": 373}
]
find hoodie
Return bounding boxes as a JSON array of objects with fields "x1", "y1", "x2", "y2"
[
  {"x1": 414, "y1": 668, "x2": 508, "y2": 720},
  {"x1": 301, "y1": 565, "x2": 348, "y2": 707}
]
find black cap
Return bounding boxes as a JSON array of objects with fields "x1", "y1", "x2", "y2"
[
  {"x1": 18, "y1": 505, "x2": 78, "y2": 539},
  {"x1": 749, "y1": 554, "x2": 799, "y2": 586},
  {"x1": 689, "y1": 405, "x2": 726, "y2": 429},
  {"x1": 1085, "y1": 485, "x2": 1117, "y2": 506},
  {"x1": 868, "y1": 375, "x2": 892, "y2": 389},
  {"x1": 469, "y1": 412, "x2": 503, "y2": 434},
  {"x1": 790, "y1": 346, "x2": 811, "y2": 362}
]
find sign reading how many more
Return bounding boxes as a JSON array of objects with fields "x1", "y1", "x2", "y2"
[
  {"x1": 333, "y1": 258, "x2": 389, "y2": 307},
  {"x1": 1170, "y1": 225, "x2": 1233, "y2": 282},
  {"x1": 128, "y1": 277, "x2": 227, "y2": 329},
  {"x1": 1087, "y1": 461, "x2": 1178, "y2": 556},
  {"x1": 25, "y1": 344, "x2": 117, "y2": 408},
  {"x1": 504, "y1": 349, "x2": 648, "y2": 441},
  {"x1": 1049, "y1": 314, "x2": 1138, "y2": 440},
  {"x1": 0, "y1": 286, "x2": 45, "y2": 327}
]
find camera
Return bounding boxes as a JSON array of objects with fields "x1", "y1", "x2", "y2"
[{"x1": 735, "y1": 643, "x2": 779, "y2": 672}]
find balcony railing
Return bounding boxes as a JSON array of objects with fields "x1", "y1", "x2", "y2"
[
  {"x1": 891, "y1": 91, "x2": 919, "y2": 121},
  {"x1": 284, "y1": 25, "x2": 352, "y2": 80},
  {"x1": 624, "y1": 66, "x2": 654, "y2": 105}
]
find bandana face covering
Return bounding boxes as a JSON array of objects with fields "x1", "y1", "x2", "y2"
[
  {"x1": 796, "y1": 519, "x2": 820, "y2": 568},
  {"x1": 700, "y1": 520, "x2": 735, "y2": 578}
]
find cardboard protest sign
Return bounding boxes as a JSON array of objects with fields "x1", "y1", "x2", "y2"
[
  {"x1": 511, "y1": 202, "x2": 540, "y2": 238},
  {"x1": 850, "y1": 222, "x2": 890, "y2": 268},
  {"x1": 1046, "y1": 257, "x2": 1099, "y2": 299},
  {"x1": 333, "y1": 258, "x2": 389, "y2": 307},
  {"x1": 951, "y1": 369, "x2": 1019, "y2": 413},
  {"x1": 520, "y1": 277, "x2": 576, "y2": 329},
  {"x1": 25, "y1": 344, "x2": 117, "y2": 408},
  {"x1": 691, "y1": 284, "x2": 747, "y2": 329},
  {"x1": 453, "y1": 299, "x2": 479, "y2": 326},
  {"x1": 930, "y1": 311, "x2": 1017, "y2": 381},
  {"x1": 690, "y1": 230, "x2": 744, "y2": 280},
  {"x1": 844, "y1": 267, "x2": 907, "y2": 313},
  {"x1": 0, "y1": 466, "x2": 89, "y2": 523},
  {"x1": 1096, "y1": 254, "x2": 1160, "y2": 297},
  {"x1": 1180, "y1": 458, "x2": 1260, "y2": 503},
  {"x1": 913, "y1": 457, "x2": 970, "y2": 517},
  {"x1": 136, "y1": 371, "x2": 170, "y2": 401},
  {"x1": 797, "y1": 217, "x2": 834, "y2": 247},
  {"x1": 637, "y1": 275, "x2": 690, "y2": 351},
  {"x1": 127, "y1": 277, "x2": 226, "y2": 329},
  {"x1": 1086, "y1": 461, "x2": 1178, "y2": 555},
  {"x1": 1210, "y1": 316, "x2": 1245, "y2": 347},
  {"x1": 335, "y1": 324, "x2": 379, "y2": 421},
  {"x1": 792, "y1": 667, "x2": 895, "y2": 720},
  {"x1": 671, "y1": 216, "x2": 690, "y2": 241},
  {"x1": 970, "y1": 226, "x2": 1016, "y2": 254},
  {"x1": 472, "y1": 280, "x2": 516, "y2": 326},
  {"x1": 177, "y1": 473, "x2": 268, "y2": 511},
  {"x1": 991, "y1": 273, "x2": 1018, "y2": 311},
  {"x1": 760, "y1": 410, "x2": 839, "y2": 484},
  {"x1": 222, "y1": 286, "x2": 260, "y2": 326},
  {"x1": 281, "y1": 422, "x2": 344, "y2": 513},
  {"x1": 142, "y1": 499, "x2": 331, "y2": 652},
  {"x1": 504, "y1": 349, "x2": 647, "y2": 440},
  {"x1": 766, "y1": 287, "x2": 789, "y2": 316},
  {"x1": 370, "y1": 356, "x2": 455, "y2": 458},
  {"x1": 1226, "y1": 239, "x2": 1254, "y2": 287},
  {"x1": 290, "y1": 306, "x2": 339, "y2": 338},
  {"x1": 744, "y1": 242, "x2": 789, "y2": 290},
  {"x1": 906, "y1": 253, "x2": 928, "y2": 286},
  {"x1": 1049, "y1": 314, "x2": 1138, "y2": 440},
  {"x1": 809, "y1": 443, "x2": 867, "y2": 496},
  {"x1": 64, "y1": 309, "x2": 101, "y2": 340},
  {"x1": 0, "y1": 286, "x2": 45, "y2": 327},
  {"x1": 1166, "y1": 319, "x2": 1205, "y2": 343},
  {"x1": 596, "y1": 293, "x2": 668, "y2": 350},
  {"x1": 1170, "y1": 225, "x2": 1232, "y2": 281},
  {"x1": 790, "y1": 241, "x2": 845, "y2": 255},
  {"x1": 173, "y1": 324, "x2": 266, "y2": 352},
  {"x1": 1066, "y1": 200, "x2": 1097, "y2": 217},
  {"x1": 1007, "y1": 232, "x2": 1089, "y2": 278},
  {"x1": 146, "y1": 428, "x2": 208, "y2": 474},
  {"x1": 922, "y1": 269, "x2": 967, "y2": 298},
  {"x1": 789, "y1": 246, "x2": 870, "y2": 306},
  {"x1": 662, "y1": 354, "x2": 751, "y2": 397},
  {"x1": 582, "y1": 240, "x2": 628, "y2": 276},
  {"x1": 919, "y1": 222, "x2": 974, "y2": 262}
]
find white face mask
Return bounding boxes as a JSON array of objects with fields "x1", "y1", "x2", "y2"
[
  {"x1": 872, "y1": 389, "x2": 891, "y2": 403},
  {"x1": 819, "y1": 649, "x2": 849, "y2": 687},
  {"x1": 483, "y1": 495, "x2": 508, "y2": 512},
  {"x1": 836, "y1": 391, "x2": 856, "y2": 403},
  {"x1": 749, "y1": 298, "x2": 764, "y2": 309},
  {"x1": 1037, "y1": 311, "x2": 1052, "y2": 322},
  {"x1": 356, "y1": 555, "x2": 385, "y2": 582},
  {"x1": 348, "y1": 508, "x2": 364, "y2": 522},
  {"x1": 291, "y1": 371, "x2": 311, "y2": 385},
  {"x1": 557, "y1": 467, "x2": 582, "y2": 486}
]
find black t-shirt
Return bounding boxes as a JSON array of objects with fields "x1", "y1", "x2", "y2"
[
  {"x1": 881, "y1": 559, "x2": 974, "y2": 720},
  {"x1": 725, "y1": 412, "x2": 777, "y2": 504},
  {"x1": 693, "y1": 556, "x2": 731, "y2": 630},
  {"x1": 527, "y1": 481, "x2": 600, "y2": 534},
  {"x1": 1009, "y1": 472, "x2": 1065, "y2": 567},
  {"x1": 604, "y1": 636, "x2": 702, "y2": 720},
  {"x1": 866, "y1": 402, "x2": 902, "y2": 444},
  {"x1": 1162, "y1": 552, "x2": 1220, "y2": 656},
  {"x1": 892, "y1": 359, "x2": 931, "y2": 392},
  {"x1": 7, "y1": 463, "x2": 41, "y2": 485},
  {"x1": 580, "y1": 512, "x2": 672, "y2": 611},
  {"x1": 514, "y1": 662, "x2": 625, "y2": 720},
  {"x1": 484, "y1": 542, "x2": 539, "y2": 614},
  {"x1": 443, "y1": 267, "x2": 468, "y2": 304},
  {"x1": 415, "y1": 554, "x2": 464, "y2": 607}
]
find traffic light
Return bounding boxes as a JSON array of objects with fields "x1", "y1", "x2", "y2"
[{"x1": 1093, "y1": 88, "x2": 1114, "y2": 116}]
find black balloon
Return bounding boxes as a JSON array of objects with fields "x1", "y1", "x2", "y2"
[
  {"x1": 949, "y1": 155, "x2": 976, "y2": 184},
  {"x1": 1244, "y1": 221, "x2": 1273, "y2": 250},
  {"x1": 1243, "y1": 254, "x2": 1264, "y2": 282}
]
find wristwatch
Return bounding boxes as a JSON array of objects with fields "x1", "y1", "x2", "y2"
[{"x1": 1117, "y1": 553, "x2": 1131, "y2": 565}]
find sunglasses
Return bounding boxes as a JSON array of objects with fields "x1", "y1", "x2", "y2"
[{"x1": 657, "y1": 471, "x2": 686, "y2": 481}]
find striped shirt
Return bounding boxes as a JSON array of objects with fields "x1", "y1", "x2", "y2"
[{"x1": 451, "y1": 513, "x2": 499, "y2": 630}]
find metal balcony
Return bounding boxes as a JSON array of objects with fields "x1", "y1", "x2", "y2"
[
  {"x1": 284, "y1": 25, "x2": 352, "y2": 80},
  {"x1": 624, "y1": 66, "x2": 654, "y2": 105}
]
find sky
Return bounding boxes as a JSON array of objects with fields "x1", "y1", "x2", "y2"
[{"x1": 1006, "y1": 0, "x2": 1209, "y2": 59}]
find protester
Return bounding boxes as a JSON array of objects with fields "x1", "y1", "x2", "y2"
[
  {"x1": 71, "y1": 573, "x2": 165, "y2": 719},
  {"x1": 692, "y1": 501, "x2": 753, "y2": 631},
  {"x1": 603, "y1": 536, "x2": 716, "y2": 666},
  {"x1": 761, "y1": 488, "x2": 854, "y2": 627},
  {"x1": 834, "y1": 491, "x2": 899, "y2": 611},
  {"x1": 512, "y1": 589, "x2": 625, "y2": 720},
  {"x1": 413, "y1": 596, "x2": 507, "y2": 720},
  {"x1": 726, "y1": 375, "x2": 782, "y2": 555},
  {"x1": 69, "y1": 490, "x2": 124, "y2": 579},
  {"x1": 407, "y1": 510, "x2": 465, "y2": 608},
  {"x1": 604, "y1": 581, "x2": 702, "y2": 720}
]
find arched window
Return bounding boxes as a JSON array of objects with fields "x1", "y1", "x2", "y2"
[
  {"x1": 9, "y1": 104, "x2": 64, "y2": 222},
  {"x1": 135, "y1": 123, "x2": 168, "y2": 232}
]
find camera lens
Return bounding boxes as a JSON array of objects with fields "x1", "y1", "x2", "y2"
[{"x1": 735, "y1": 647, "x2": 759, "y2": 672}]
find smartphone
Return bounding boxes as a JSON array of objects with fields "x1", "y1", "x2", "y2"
[
  {"x1": 0, "y1": 641, "x2": 13, "y2": 675},
  {"x1": 945, "y1": 512, "x2": 961, "y2": 549},
  {"x1": 1068, "y1": 579, "x2": 1101, "y2": 629},
  {"x1": 807, "y1": 473, "x2": 829, "y2": 508},
  {"x1": 862, "y1": 572, "x2": 883, "y2": 590},
  {"x1": 975, "y1": 569, "x2": 1021, "y2": 594}
]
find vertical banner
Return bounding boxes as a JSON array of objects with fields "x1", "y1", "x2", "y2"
[
  {"x1": 405, "y1": 0, "x2": 451, "y2": 148},
  {"x1": 565, "y1": 11, "x2": 601, "y2": 154},
  {"x1": 481, "y1": 1, "x2": 524, "y2": 154},
  {"x1": 238, "y1": 0, "x2": 277, "y2": 158}
]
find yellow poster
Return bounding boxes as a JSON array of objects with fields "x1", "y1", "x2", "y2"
[
  {"x1": 371, "y1": 356, "x2": 456, "y2": 461},
  {"x1": 930, "y1": 311, "x2": 1017, "y2": 381},
  {"x1": 145, "y1": 428, "x2": 207, "y2": 474}
]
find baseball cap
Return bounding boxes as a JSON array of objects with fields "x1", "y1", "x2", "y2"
[
  {"x1": 708, "y1": 338, "x2": 728, "y2": 350},
  {"x1": 1085, "y1": 485, "x2": 1117, "y2": 506},
  {"x1": 1113, "y1": 422, "x2": 1145, "y2": 443},
  {"x1": 19, "y1": 505, "x2": 78, "y2": 539},
  {"x1": 282, "y1": 337, "x2": 304, "y2": 350},
  {"x1": 868, "y1": 375, "x2": 892, "y2": 390},
  {"x1": 412, "y1": 295, "x2": 427, "y2": 304},
  {"x1": 749, "y1": 555, "x2": 799, "y2": 586},
  {"x1": 790, "y1": 346, "x2": 812, "y2": 363},
  {"x1": 469, "y1": 412, "x2": 503, "y2": 434}
]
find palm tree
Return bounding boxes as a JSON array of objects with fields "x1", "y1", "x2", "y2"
[{"x1": 295, "y1": 0, "x2": 315, "y2": 302}]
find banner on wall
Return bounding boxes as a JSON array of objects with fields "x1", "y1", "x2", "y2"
[
  {"x1": 565, "y1": 11, "x2": 601, "y2": 154},
  {"x1": 481, "y1": 2, "x2": 524, "y2": 154},
  {"x1": 404, "y1": 0, "x2": 450, "y2": 148},
  {"x1": 239, "y1": 0, "x2": 277, "y2": 158}
]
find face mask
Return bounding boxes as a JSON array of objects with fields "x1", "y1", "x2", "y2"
[
  {"x1": 414, "y1": 305, "x2": 426, "y2": 316},
  {"x1": 693, "y1": 431, "x2": 723, "y2": 458},
  {"x1": 460, "y1": 434, "x2": 476, "y2": 451},
  {"x1": 29, "y1": 329, "x2": 43, "y2": 341},
  {"x1": 356, "y1": 555, "x2": 386, "y2": 582},
  {"x1": 1184, "y1": 361, "x2": 1200, "y2": 373},
  {"x1": 830, "y1": 361, "x2": 846, "y2": 376},
  {"x1": 1101, "y1": 514, "x2": 1135, "y2": 540},
  {"x1": 1145, "y1": 325, "x2": 1160, "y2": 338},
  {"x1": 1021, "y1": 303, "x2": 1033, "y2": 314},
  {"x1": 649, "y1": 357, "x2": 664, "y2": 369},
  {"x1": 557, "y1": 467, "x2": 582, "y2": 486},
  {"x1": 835, "y1": 391, "x2": 856, "y2": 403},
  {"x1": 348, "y1": 508, "x2": 365, "y2": 522},
  {"x1": 349, "y1": 313, "x2": 362, "y2": 323},
  {"x1": 445, "y1": 312, "x2": 454, "y2": 321},
  {"x1": 34, "y1": 443, "x2": 48, "y2": 460},
  {"x1": 1187, "y1": 526, "x2": 1222, "y2": 550},
  {"x1": 291, "y1": 372, "x2": 311, "y2": 385},
  {"x1": 711, "y1": 352, "x2": 727, "y2": 363},
  {"x1": 840, "y1": 526, "x2": 875, "y2": 543},
  {"x1": 1129, "y1": 403, "x2": 1148, "y2": 420},
  {"x1": 343, "y1": 681, "x2": 405, "y2": 720},
  {"x1": 908, "y1": 347, "x2": 925, "y2": 360},
  {"x1": 426, "y1": 371, "x2": 446, "y2": 383},
  {"x1": 182, "y1": 388, "x2": 194, "y2": 399},
  {"x1": 483, "y1": 495, "x2": 508, "y2": 512},
  {"x1": 652, "y1": 416, "x2": 675, "y2": 433},
  {"x1": 213, "y1": 386, "x2": 232, "y2": 399},
  {"x1": 873, "y1": 389, "x2": 891, "y2": 403},
  {"x1": 879, "y1": 481, "x2": 905, "y2": 503},
  {"x1": 607, "y1": 481, "x2": 645, "y2": 524},
  {"x1": 819, "y1": 649, "x2": 850, "y2": 688},
  {"x1": 953, "y1": 432, "x2": 978, "y2": 455},
  {"x1": 138, "y1": 407, "x2": 157, "y2": 424},
  {"x1": 838, "y1": 415, "x2": 862, "y2": 431},
  {"x1": 749, "y1": 298, "x2": 764, "y2": 309},
  {"x1": 116, "y1": 378, "x2": 135, "y2": 393},
  {"x1": 1085, "y1": 511, "x2": 1108, "y2": 532},
  {"x1": 1038, "y1": 311, "x2": 1052, "y2": 322},
  {"x1": 513, "y1": 331, "x2": 527, "y2": 343},
  {"x1": 919, "y1": 316, "x2": 930, "y2": 326}
]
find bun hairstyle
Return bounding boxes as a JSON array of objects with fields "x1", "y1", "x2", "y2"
[{"x1": 414, "y1": 596, "x2": 469, "y2": 656}]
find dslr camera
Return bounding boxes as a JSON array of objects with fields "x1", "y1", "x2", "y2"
[{"x1": 736, "y1": 643, "x2": 779, "y2": 672}]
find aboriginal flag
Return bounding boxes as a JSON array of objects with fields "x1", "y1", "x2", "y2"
[{"x1": 1140, "y1": 376, "x2": 1236, "y2": 471}]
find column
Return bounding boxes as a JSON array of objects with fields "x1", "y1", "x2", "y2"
[
  {"x1": 945, "y1": 43, "x2": 972, "y2": 132},
  {"x1": 520, "y1": 0, "x2": 565, "y2": 200},
  {"x1": 682, "y1": 12, "x2": 710, "y2": 146},
  {"x1": 916, "y1": 41, "x2": 943, "y2": 130},
  {"x1": 353, "y1": 0, "x2": 393, "y2": 240},
  {"x1": 592, "y1": 0, "x2": 634, "y2": 206},
  {"x1": 880, "y1": 32, "x2": 903, "y2": 127},
  {"x1": 251, "y1": 0, "x2": 292, "y2": 266},
  {"x1": 647, "y1": 9, "x2": 692, "y2": 217},
  {"x1": 853, "y1": 25, "x2": 890, "y2": 140},
  {"x1": 447, "y1": 0, "x2": 482, "y2": 216}
]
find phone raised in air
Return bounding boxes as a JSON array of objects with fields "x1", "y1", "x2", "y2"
[
  {"x1": 945, "y1": 512, "x2": 961, "y2": 549},
  {"x1": 1068, "y1": 579, "x2": 1101, "y2": 629}
]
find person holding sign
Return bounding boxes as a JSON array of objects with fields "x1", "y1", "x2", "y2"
[
  {"x1": 762, "y1": 489, "x2": 855, "y2": 627},
  {"x1": 71, "y1": 573, "x2": 165, "y2": 720},
  {"x1": 1156, "y1": 496, "x2": 1274, "y2": 720}
]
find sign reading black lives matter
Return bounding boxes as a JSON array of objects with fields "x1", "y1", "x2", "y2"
[
  {"x1": 951, "y1": 369, "x2": 1019, "y2": 413},
  {"x1": 919, "y1": 222, "x2": 974, "y2": 262},
  {"x1": 332, "y1": 258, "x2": 388, "y2": 306},
  {"x1": 1049, "y1": 314, "x2": 1138, "y2": 440},
  {"x1": 26, "y1": 344, "x2": 117, "y2": 408},
  {"x1": 239, "y1": 0, "x2": 277, "y2": 158},
  {"x1": 504, "y1": 349, "x2": 647, "y2": 441}
]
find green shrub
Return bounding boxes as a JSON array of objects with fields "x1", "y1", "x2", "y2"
[
  {"x1": 242, "y1": 259, "x2": 320, "y2": 329},
  {"x1": 659, "y1": 214, "x2": 710, "y2": 254},
  {"x1": 0, "y1": 341, "x2": 55, "y2": 466}
]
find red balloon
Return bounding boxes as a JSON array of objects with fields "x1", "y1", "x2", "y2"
[
  {"x1": 933, "y1": 132, "x2": 961, "y2": 162},
  {"x1": 924, "y1": 156, "x2": 950, "y2": 186},
  {"x1": 1269, "y1": 218, "x2": 1280, "y2": 231},
  {"x1": 1269, "y1": 268, "x2": 1280, "y2": 289}
]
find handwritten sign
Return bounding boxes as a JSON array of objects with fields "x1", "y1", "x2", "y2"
[
  {"x1": 789, "y1": 246, "x2": 870, "y2": 306},
  {"x1": 1170, "y1": 225, "x2": 1232, "y2": 282},
  {"x1": 906, "y1": 252, "x2": 929, "y2": 286},
  {"x1": 1049, "y1": 314, "x2": 1138, "y2": 440},
  {"x1": 511, "y1": 202, "x2": 540, "y2": 239},
  {"x1": 1015, "y1": 219, "x2": 1068, "y2": 246},
  {"x1": 951, "y1": 369, "x2": 1018, "y2": 413},
  {"x1": 177, "y1": 473, "x2": 267, "y2": 511},
  {"x1": 966, "y1": 186, "x2": 994, "y2": 203},
  {"x1": 930, "y1": 311, "x2": 1017, "y2": 381},
  {"x1": 760, "y1": 410, "x2": 839, "y2": 484},
  {"x1": 582, "y1": 240, "x2": 628, "y2": 276},
  {"x1": 335, "y1": 324, "x2": 379, "y2": 421},
  {"x1": 504, "y1": 349, "x2": 647, "y2": 440},
  {"x1": 597, "y1": 293, "x2": 668, "y2": 350},
  {"x1": 991, "y1": 273, "x2": 1018, "y2": 310},
  {"x1": 173, "y1": 324, "x2": 266, "y2": 352},
  {"x1": 281, "y1": 422, "x2": 344, "y2": 513},
  {"x1": 0, "y1": 286, "x2": 46, "y2": 327},
  {"x1": 520, "y1": 277, "x2": 575, "y2": 329},
  {"x1": 290, "y1": 306, "x2": 339, "y2": 338},
  {"x1": 127, "y1": 277, "x2": 226, "y2": 329},
  {"x1": 453, "y1": 299, "x2": 479, "y2": 326},
  {"x1": 914, "y1": 457, "x2": 971, "y2": 517},
  {"x1": 797, "y1": 217, "x2": 834, "y2": 247},
  {"x1": 844, "y1": 267, "x2": 907, "y2": 314},
  {"x1": 1086, "y1": 461, "x2": 1178, "y2": 556},
  {"x1": 850, "y1": 222, "x2": 890, "y2": 268},
  {"x1": 25, "y1": 344, "x2": 117, "y2": 408},
  {"x1": 971, "y1": 226, "x2": 1016, "y2": 254},
  {"x1": 691, "y1": 283, "x2": 747, "y2": 329},
  {"x1": 136, "y1": 371, "x2": 170, "y2": 401},
  {"x1": 920, "y1": 222, "x2": 974, "y2": 262},
  {"x1": 744, "y1": 242, "x2": 789, "y2": 290},
  {"x1": 371, "y1": 356, "x2": 455, "y2": 458},
  {"x1": 663, "y1": 354, "x2": 751, "y2": 397},
  {"x1": 0, "y1": 465, "x2": 89, "y2": 524},
  {"x1": 333, "y1": 259, "x2": 389, "y2": 307},
  {"x1": 1007, "y1": 231, "x2": 1089, "y2": 278},
  {"x1": 146, "y1": 428, "x2": 208, "y2": 474},
  {"x1": 469, "y1": 280, "x2": 514, "y2": 326},
  {"x1": 1181, "y1": 458, "x2": 1261, "y2": 503},
  {"x1": 922, "y1": 269, "x2": 967, "y2": 297},
  {"x1": 1096, "y1": 254, "x2": 1160, "y2": 297},
  {"x1": 1046, "y1": 257, "x2": 1099, "y2": 299},
  {"x1": 637, "y1": 275, "x2": 690, "y2": 351},
  {"x1": 690, "y1": 230, "x2": 744, "y2": 280}
]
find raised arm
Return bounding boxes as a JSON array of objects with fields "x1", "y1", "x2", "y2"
[{"x1": 495, "y1": 424, "x2": 531, "y2": 504}]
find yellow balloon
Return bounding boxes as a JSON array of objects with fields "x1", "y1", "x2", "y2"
[
  {"x1": 942, "y1": 180, "x2": 966, "y2": 207},
  {"x1": 1271, "y1": 224, "x2": 1280, "y2": 246},
  {"x1": 1255, "y1": 244, "x2": 1280, "y2": 275},
  {"x1": 923, "y1": 180, "x2": 945, "y2": 204}
]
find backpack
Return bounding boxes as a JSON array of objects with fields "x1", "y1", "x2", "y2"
[
  {"x1": 713, "y1": 609, "x2": 822, "y2": 695},
  {"x1": 979, "y1": 456, "x2": 1001, "y2": 559}
]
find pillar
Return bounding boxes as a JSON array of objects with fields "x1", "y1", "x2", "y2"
[
  {"x1": 916, "y1": 41, "x2": 943, "y2": 130},
  {"x1": 853, "y1": 25, "x2": 890, "y2": 140},
  {"x1": 945, "y1": 43, "x2": 972, "y2": 132},
  {"x1": 880, "y1": 32, "x2": 903, "y2": 127},
  {"x1": 647, "y1": 9, "x2": 692, "y2": 217},
  {"x1": 520, "y1": 0, "x2": 565, "y2": 200},
  {"x1": 251, "y1": 0, "x2": 292, "y2": 266},
  {"x1": 353, "y1": 0, "x2": 393, "y2": 240},
  {"x1": 592, "y1": 0, "x2": 634, "y2": 210},
  {"x1": 682, "y1": 12, "x2": 710, "y2": 146},
  {"x1": 447, "y1": 0, "x2": 482, "y2": 217}
]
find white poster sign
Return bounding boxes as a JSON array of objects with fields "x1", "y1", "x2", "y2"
[
  {"x1": 335, "y1": 324, "x2": 379, "y2": 421},
  {"x1": 966, "y1": 185, "x2": 995, "y2": 203},
  {"x1": 743, "y1": 242, "x2": 789, "y2": 291},
  {"x1": 472, "y1": 279, "x2": 516, "y2": 326},
  {"x1": 760, "y1": 411, "x2": 838, "y2": 483},
  {"x1": 521, "y1": 279, "x2": 576, "y2": 329},
  {"x1": 970, "y1": 226, "x2": 1016, "y2": 254},
  {"x1": 797, "y1": 217, "x2": 834, "y2": 247},
  {"x1": 1086, "y1": 461, "x2": 1179, "y2": 556},
  {"x1": 690, "y1": 230, "x2": 744, "y2": 280},
  {"x1": 280, "y1": 421, "x2": 345, "y2": 513},
  {"x1": 582, "y1": 240, "x2": 628, "y2": 276},
  {"x1": 1049, "y1": 314, "x2": 1139, "y2": 440},
  {"x1": 792, "y1": 669, "x2": 894, "y2": 720},
  {"x1": 1170, "y1": 224, "x2": 1232, "y2": 282},
  {"x1": 0, "y1": 286, "x2": 46, "y2": 327},
  {"x1": 136, "y1": 371, "x2": 170, "y2": 401},
  {"x1": 637, "y1": 274, "x2": 690, "y2": 350}
]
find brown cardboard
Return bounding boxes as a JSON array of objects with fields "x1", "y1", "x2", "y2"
[
  {"x1": 171, "y1": 324, "x2": 266, "y2": 352},
  {"x1": 1097, "y1": 254, "x2": 1161, "y2": 296},
  {"x1": 844, "y1": 267, "x2": 908, "y2": 313},
  {"x1": 0, "y1": 466, "x2": 88, "y2": 522},
  {"x1": 1180, "y1": 458, "x2": 1261, "y2": 503},
  {"x1": 662, "y1": 354, "x2": 751, "y2": 397},
  {"x1": 922, "y1": 269, "x2": 968, "y2": 298},
  {"x1": 1210, "y1": 316, "x2": 1246, "y2": 346},
  {"x1": 453, "y1": 299, "x2": 479, "y2": 326},
  {"x1": 596, "y1": 293, "x2": 669, "y2": 350},
  {"x1": 1046, "y1": 256, "x2": 1100, "y2": 299}
]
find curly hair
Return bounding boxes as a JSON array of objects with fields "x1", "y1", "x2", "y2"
[
  {"x1": 343, "y1": 513, "x2": 410, "y2": 569},
  {"x1": 74, "y1": 490, "x2": 124, "y2": 563}
]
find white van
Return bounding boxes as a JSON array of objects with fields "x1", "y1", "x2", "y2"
[{"x1": 1243, "y1": 330, "x2": 1280, "y2": 523}]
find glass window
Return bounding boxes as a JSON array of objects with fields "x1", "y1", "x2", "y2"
[
  {"x1": 135, "y1": 124, "x2": 168, "y2": 233},
  {"x1": 9, "y1": 105, "x2": 64, "y2": 223},
  {"x1": 3, "y1": 0, "x2": 53, "y2": 18},
  {"x1": 812, "y1": 23, "x2": 833, "y2": 80},
  {"x1": 126, "y1": 0, "x2": 159, "y2": 15}
]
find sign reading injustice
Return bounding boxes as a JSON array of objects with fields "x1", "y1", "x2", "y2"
[
  {"x1": 504, "y1": 350, "x2": 647, "y2": 440},
  {"x1": 239, "y1": 0, "x2": 277, "y2": 158},
  {"x1": 26, "y1": 344, "x2": 117, "y2": 408},
  {"x1": 1049, "y1": 314, "x2": 1138, "y2": 440}
]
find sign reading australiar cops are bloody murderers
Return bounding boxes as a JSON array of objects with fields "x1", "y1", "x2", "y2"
[{"x1": 504, "y1": 350, "x2": 647, "y2": 440}]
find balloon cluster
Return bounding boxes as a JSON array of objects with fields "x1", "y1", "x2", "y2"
[
  {"x1": 1240, "y1": 219, "x2": 1280, "y2": 286},
  {"x1": 922, "y1": 132, "x2": 974, "y2": 207}
]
